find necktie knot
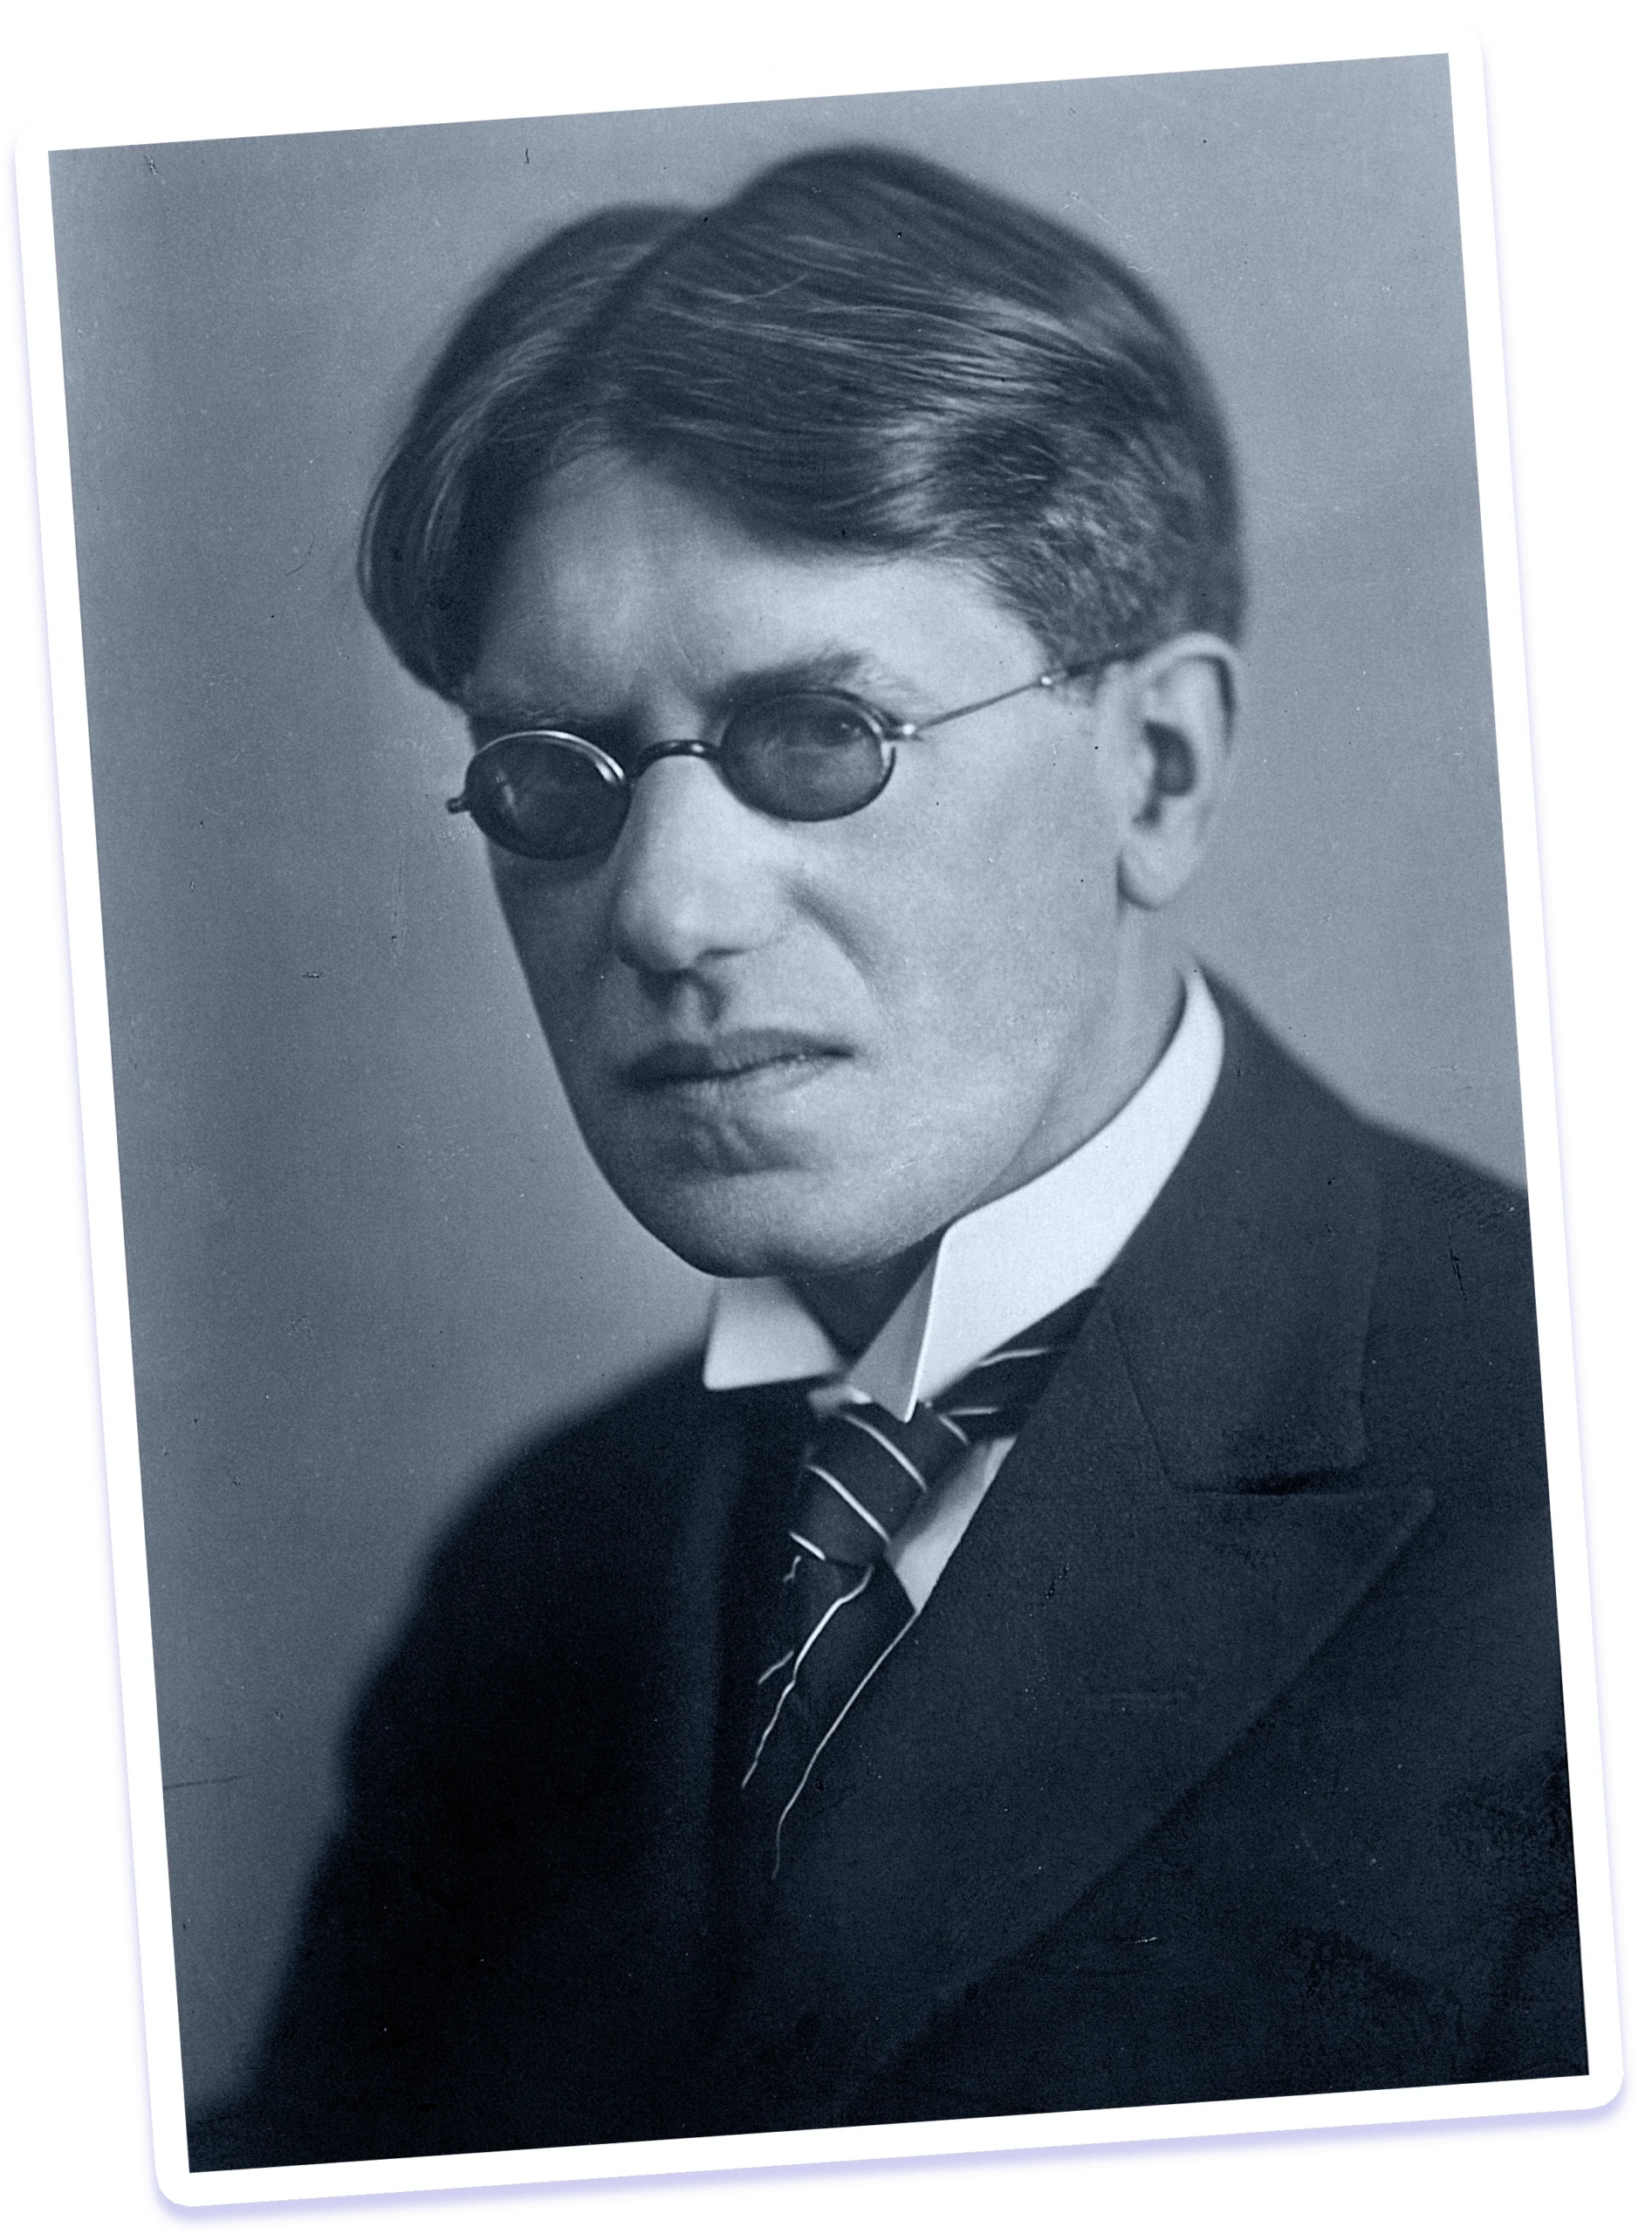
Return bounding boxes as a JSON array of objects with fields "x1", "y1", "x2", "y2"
[{"x1": 791, "y1": 1403, "x2": 964, "y2": 1567}]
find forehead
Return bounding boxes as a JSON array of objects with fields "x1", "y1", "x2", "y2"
[{"x1": 468, "y1": 456, "x2": 1047, "y2": 718}]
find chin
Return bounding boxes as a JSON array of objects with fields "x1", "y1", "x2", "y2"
[{"x1": 606, "y1": 1162, "x2": 922, "y2": 1283}]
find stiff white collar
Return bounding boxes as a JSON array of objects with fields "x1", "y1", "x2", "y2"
[{"x1": 702, "y1": 970, "x2": 1224, "y2": 1422}]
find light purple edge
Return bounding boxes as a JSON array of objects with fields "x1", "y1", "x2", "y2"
[{"x1": 10, "y1": 31, "x2": 1645, "y2": 2216}]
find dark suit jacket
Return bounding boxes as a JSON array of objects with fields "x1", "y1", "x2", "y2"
[{"x1": 195, "y1": 990, "x2": 1587, "y2": 2169}]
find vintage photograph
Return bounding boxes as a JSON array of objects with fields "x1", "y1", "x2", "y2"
[{"x1": 26, "y1": 46, "x2": 1612, "y2": 2202}]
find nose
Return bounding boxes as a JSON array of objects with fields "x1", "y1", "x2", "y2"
[{"x1": 605, "y1": 753, "x2": 782, "y2": 977}]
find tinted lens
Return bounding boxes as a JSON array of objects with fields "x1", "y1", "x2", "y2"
[
  {"x1": 463, "y1": 734, "x2": 628, "y2": 859},
  {"x1": 720, "y1": 694, "x2": 893, "y2": 821}
]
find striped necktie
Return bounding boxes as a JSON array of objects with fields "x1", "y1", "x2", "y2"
[{"x1": 742, "y1": 1286, "x2": 1096, "y2": 1876}]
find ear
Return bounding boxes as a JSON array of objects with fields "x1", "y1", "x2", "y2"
[{"x1": 1114, "y1": 633, "x2": 1241, "y2": 910}]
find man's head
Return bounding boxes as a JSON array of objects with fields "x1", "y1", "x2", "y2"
[{"x1": 361, "y1": 147, "x2": 1244, "y2": 1297}]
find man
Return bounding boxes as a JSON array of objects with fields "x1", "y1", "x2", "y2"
[{"x1": 195, "y1": 144, "x2": 1585, "y2": 2169}]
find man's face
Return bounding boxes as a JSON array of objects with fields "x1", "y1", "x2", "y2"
[{"x1": 468, "y1": 456, "x2": 1152, "y2": 1280}]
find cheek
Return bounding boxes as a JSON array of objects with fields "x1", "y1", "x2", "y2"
[{"x1": 848, "y1": 762, "x2": 1119, "y2": 1044}]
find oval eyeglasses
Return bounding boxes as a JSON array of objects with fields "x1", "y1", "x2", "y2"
[{"x1": 448, "y1": 661, "x2": 1120, "y2": 861}]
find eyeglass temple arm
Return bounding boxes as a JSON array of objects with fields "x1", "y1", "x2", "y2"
[{"x1": 900, "y1": 658, "x2": 1123, "y2": 738}]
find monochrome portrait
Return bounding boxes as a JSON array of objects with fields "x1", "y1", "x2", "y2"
[{"x1": 26, "y1": 46, "x2": 1612, "y2": 2203}]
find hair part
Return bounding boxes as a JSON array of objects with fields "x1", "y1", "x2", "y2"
[{"x1": 360, "y1": 146, "x2": 1245, "y2": 699}]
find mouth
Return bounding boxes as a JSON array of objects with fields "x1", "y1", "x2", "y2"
[{"x1": 623, "y1": 1029, "x2": 852, "y2": 1094}]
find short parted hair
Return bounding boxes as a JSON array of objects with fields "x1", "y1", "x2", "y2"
[{"x1": 360, "y1": 144, "x2": 1244, "y2": 698}]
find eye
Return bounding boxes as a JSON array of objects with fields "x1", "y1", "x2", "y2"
[{"x1": 718, "y1": 694, "x2": 895, "y2": 820}]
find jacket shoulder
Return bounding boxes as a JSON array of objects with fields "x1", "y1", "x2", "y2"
[
  {"x1": 420, "y1": 1350, "x2": 713, "y2": 1595},
  {"x1": 1368, "y1": 1114, "x2": 1535, "y2": 1305},
  {"x1": 1211, "y1": 978, "x2": 1535, "y2": 1300},
  {"x1": 1202, "y1": 983, "x2": 1548, "y2": 1516},
  {"x1": 332, "y1": 1353, "x2": 720, "y2": 1801}
]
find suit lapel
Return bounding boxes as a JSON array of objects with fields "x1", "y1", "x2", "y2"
[
  {"x1": 705, "y1": 997, "x2": 1436, "y2": 2131},
  {"x1": 629, "y1": 1379, "x2": 812, "y2": 1922}
]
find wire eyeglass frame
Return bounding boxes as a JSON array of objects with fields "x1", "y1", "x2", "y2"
[{"x1": 447, "y1": 658, "x2": 1126, "y2": 861}]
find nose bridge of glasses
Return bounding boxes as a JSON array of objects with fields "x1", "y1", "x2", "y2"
[{"x1": 628, "y1": 735, "x2": 719, "y2": 784}]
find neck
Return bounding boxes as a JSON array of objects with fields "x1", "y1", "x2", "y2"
[
  {"x1": 792, "y1": 1239, "x2": 937, "y2": 1359},
  {"x1": 794, "y1": 939, "x2": 1187, "y2": 1361}
]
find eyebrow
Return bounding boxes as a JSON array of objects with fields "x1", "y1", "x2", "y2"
[{"x1": 461, "y1": 647, "x2": 923, "y2": 740}]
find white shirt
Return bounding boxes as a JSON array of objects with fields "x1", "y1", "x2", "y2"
[{"x1": 703, "y1": 970, "x2": 1224, "y2": 1611}]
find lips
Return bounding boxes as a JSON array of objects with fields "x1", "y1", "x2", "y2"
[{"x1": 623, "y1": 1029, "x2": 851, "y2": 1091}]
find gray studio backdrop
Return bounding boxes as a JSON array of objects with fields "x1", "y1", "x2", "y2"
[{"x1": 50, "y1": 55, "x2": 1521, "y2": 2114}]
